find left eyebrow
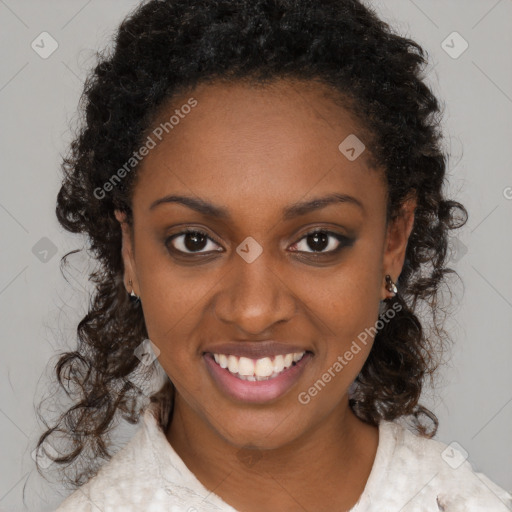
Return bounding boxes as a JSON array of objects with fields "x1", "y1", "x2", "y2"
[
  {"x1": 282, "y1": 193, "x2": 365, "y2": 220},
  {"x1": 149, "y1": 192, "x2": 365, "y2": 219}
]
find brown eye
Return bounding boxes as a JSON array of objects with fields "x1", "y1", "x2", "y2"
[
  {"x1": 166, "y1": 230, "x2": 222, "y2": 254},
  {"x1": 290, "y1": 230, "x2": 353, "y2": 254}
]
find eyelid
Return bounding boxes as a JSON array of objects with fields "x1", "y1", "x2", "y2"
[
  {"x1": 166, "y1": 227, "x2": 223, "y2": 254},
  {"x1": 289, "y1": 228, "x2": 352, "y2": 254}
]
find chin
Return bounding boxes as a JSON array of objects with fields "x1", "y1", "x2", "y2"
[{"x1": 209, "y1": 406, "x2": 309, "y2": 451}]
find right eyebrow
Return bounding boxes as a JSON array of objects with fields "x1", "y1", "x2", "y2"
[{"x1": 149, "y1": 195, "x2": 230, "y2": 218}]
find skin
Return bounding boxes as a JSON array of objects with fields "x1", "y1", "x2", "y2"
[{"x1": 115, "y1": 79, "x2": 416, "y2": 512}]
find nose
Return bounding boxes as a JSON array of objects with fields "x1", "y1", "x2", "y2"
[{"x1": 212, "y1": 251, "x2": 297, "y2": 335}]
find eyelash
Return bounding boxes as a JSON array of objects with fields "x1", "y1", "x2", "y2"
[{"x1": 165, "y1": 227, "x2": 353, "y2": 257}]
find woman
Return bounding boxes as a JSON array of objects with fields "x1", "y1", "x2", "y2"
[{"x1": 36, "y1": 0, "x2": 511, "y2": 510}]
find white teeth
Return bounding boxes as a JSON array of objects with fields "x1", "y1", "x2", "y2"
[
  {"x1": 273, "y1": 355, "x2": 285, "y2": 373},
  {"x1": 255, "y1": 357, "x2": 274, "y2": 377},
  {"x1": 228, "y1": 355, "x2": 238, "y2": 374},
  {"x1": 211, "y1": 351, "x2": 307, "y2": 380},
  {"x1": 238, "y1": 356, "x2": 255, "y2": 376}
]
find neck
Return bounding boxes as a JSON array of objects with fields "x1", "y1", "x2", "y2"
[{"x1": 165, "y1": 395, "x2": 379, "y2": 512}]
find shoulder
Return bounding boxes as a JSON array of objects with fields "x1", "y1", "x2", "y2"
[
  {"x1": 367, "y1": 420, "x2": 512, "y2": 511},
  {"x1": 55, "y1": 403, "x2": 236, "y2": 512},
  {"x1": 54, "y1": 424, "x2": 164, "y2": 512}
]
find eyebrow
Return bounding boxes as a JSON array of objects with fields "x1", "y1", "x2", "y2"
[{"x1": 149, "y1": 193, "x2": 364, "y2": 219}]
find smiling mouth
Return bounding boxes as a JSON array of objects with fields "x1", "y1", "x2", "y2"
[{"x1": 206, "y1": 351, "x2": 312, "y2": 381}]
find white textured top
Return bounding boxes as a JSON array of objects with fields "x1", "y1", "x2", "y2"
[{"x1": 55, "y1": 401, "x2": 512, "y2": 512}]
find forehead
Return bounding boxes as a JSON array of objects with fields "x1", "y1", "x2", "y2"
[{"x1": 133, "y1": 79, "x2": 386, "y2": 220}]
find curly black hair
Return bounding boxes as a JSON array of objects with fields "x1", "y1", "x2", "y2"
[{"x1": 35, "y1": 0, "x2": 468, "y2": 489}]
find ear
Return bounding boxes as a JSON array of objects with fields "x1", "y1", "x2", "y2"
[
  {"x1": 114, "y1": 210, "x2": 139, "y2": 296},
  {"x1": 381, "y1": 192, "x2": 417, "y2": 300}
]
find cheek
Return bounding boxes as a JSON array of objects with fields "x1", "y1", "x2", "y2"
[
  {"x1": 132, "y1": 237, "x2": 206, "y2": 354},
  {"x1": 294, "y1": 250, "x2": 382, "y2": 383},
  {"x1": 138, "y1": 270, "x2": 210, "y2": 351},
  {"x1": 298, "y1": 250, "x2": 382, "y2": 335}
]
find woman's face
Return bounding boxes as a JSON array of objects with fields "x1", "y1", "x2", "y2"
[{"x1": 117, "y1": 79, "x2": 415, "y2": 449}]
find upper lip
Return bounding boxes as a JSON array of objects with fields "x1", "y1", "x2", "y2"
[{"x1": 204, "y1": 341, "x2": 311, "y2": 359}]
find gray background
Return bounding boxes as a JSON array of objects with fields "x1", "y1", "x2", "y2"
[{"x1": 0, "y1": 0, "x2": 511, "y2": 510}]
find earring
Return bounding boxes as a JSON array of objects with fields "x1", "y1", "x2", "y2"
[
  {"x1": 128, "y1": 279, "x2": 139, "y2": 301},
  {"x1": 385, "y1": 274, "x2": 398, "y2": 297}
]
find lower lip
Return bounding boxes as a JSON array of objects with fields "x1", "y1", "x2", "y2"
[{"x1": 203, "y1": 352, "x2": 313, "y2": 403}]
